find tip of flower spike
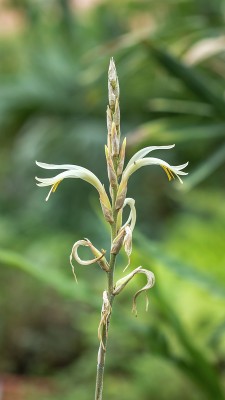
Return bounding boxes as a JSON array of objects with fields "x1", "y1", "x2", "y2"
[
  {"x1": 108, "y1": 57, "x2": 117, "y2": 84},
  {"x1": 109, "y1": 57, "x2": 115, "y2": 67}
]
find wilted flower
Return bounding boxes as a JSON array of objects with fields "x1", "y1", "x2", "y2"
[
  {"x1": 70, "y1": 238, "x2": 109, "y2": 282},
  {"x1": 113, "y1": 266, "x2": 155, "y2": 316}
]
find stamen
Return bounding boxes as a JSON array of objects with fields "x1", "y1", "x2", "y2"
[
  {"x1": 45, "y1": 180, "x2": 62, "y2": 201},
  {"x1": 168, "y1": 169, "x2": 175, "y2": 180},
  {"x1": 161, "y1": 166, "x2": 175, "y2": 181},
  {"x1": 52, "y1": 180, "x2": 62, "y2": 192},
  {"x1": 46, "y1": 186, "x2": 54, "y2": 201},
  {"x1": 161, "y1": 165, "x2": 172, "y2": 181}
]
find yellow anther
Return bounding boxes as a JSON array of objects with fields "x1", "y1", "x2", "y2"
[
  {"x1": 161, "y1": 166, "x2": 175, "y2": 181},
  {"x1": 52, "y1": 180, "x2": 62, "y2": 192}
]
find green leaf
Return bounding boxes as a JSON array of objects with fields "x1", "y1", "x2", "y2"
[
  {"x1": 127, "y1": 118, "x2": 225, "y2": 147},
  {"x1": 0, "y1": 248, "x2": 96, "y2": 304},
  {"x1": 155, "y1": 287, "x2": 225, "y2": 400},
  {"x1": 148, "y1": 44, "x2": 225, "y2": 117},
  {"x1": 134, "y1": 231, "x2": 225, "y2": 298},
  {"x1": 180, "y1": 142, "x2": 225, "y2": 191}
]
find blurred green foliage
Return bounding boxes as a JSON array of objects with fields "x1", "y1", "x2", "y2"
[{"x1": 0, "y1": 0, "x2": 225, "y2": 399}]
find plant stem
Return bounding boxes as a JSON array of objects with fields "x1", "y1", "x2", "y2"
[{"x1": 95, "y1": 189, "x2": 118, "y2": 400}]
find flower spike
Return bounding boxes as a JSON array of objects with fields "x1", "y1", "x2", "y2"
[{"x1": 35, "y1": 59, "x2": 190, "y2": 398}]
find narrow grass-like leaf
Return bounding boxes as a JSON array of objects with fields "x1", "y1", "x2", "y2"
[
  {"x1": 155, "y1": 286, "x2": 224, "y2": 400},
  {"x1": 0, "y1": 248, "x2": 97, "y2": 305},
  {"x1": 127, "y1": 119, "x2": 225, "y2": 147},
  {"x1": 179, "y1": 142, "x2": 225, "y2": 191},
  {"x1": 134, "y1": 231, "x2": 225, "y2": 298},
  {"x1": 147, "y1": 44, "x2": 225, "y2": 116}
]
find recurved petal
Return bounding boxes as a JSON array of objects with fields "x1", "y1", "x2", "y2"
[
  {"x1": 113, "y1": 266, "x2": 155, "y2": 315},
  {"x1": 123, "y1": 157, "x2": 188, "y2": 184},
  {"x1": 36, "y1": 161, "x2": 82, "y2": 170},
  {"x1": 132, "y1": 268, "x2": 155, "y2": 316},
  {"x1": 35, "y1": 170, "x2": 80, "y2": 186},
  {"x1": 36, "y1": 162, "x2": 107, "y2": 200},
  {"x1": 70, "y1": 239, "x2": 108, "y2": 281},
  {"x1": 125, "y1": 144, "x2": 175, "y2": 171},
  {"x1": 122, "y1": 198, "x2": 136, "y2": 232}
]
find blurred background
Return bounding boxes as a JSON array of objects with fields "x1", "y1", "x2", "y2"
[{"x1": 0, "y1": 0, "x2": 225, "y2": 399}]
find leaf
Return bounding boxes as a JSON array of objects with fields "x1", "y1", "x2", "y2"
[
  {"x1": 148, "y1": 44, "x2": 225, "y2": 116},
  {"x1": 127, "y1": 118, "x2": 225, "y2": 147},
  {"x1": 134, "y1": 231, "x2": 225, "y2": 298},
  {"x1": 183, "y1": 36, "x2": 225, "y2": 65},
  {"x1": 148, "y1": 98, "x2": 214, "y2": 116},
  {"x1": 154, "y1": 286, "x2": 224, "y2": 400},
  {"x1": 0, "y1": 248, "x2": 97, "y2": 305},
  {"x1": 179, "y1": 142, "x2": 225, "y2": 191}
]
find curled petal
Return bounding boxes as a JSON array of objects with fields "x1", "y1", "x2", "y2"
[
  {"x1": 113, "y1": 266, "x2": 142, "y2": 294},
  {"x1": 121, "y1": 198, "x2": 136, "y2": 232},
  {"x1": 70, "y1": 239, "x2": 109, "y2": 282},
  {"x1": 113, "y1": 267, "x2": 155, "y2": 316},
  {"x1": 112, "y1": 199, "x2": 136, "y2": 263},
  {"x1": 125, "y1": 144, "x2": 175, "y2": 172},
  {"x1": 132, "y1": 268, "x2": 155, "y2": 317},
  {"x1": 123, "y1": 226, "x2": 132, "y2": 271}
]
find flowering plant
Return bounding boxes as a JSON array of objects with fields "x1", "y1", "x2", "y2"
[{"x1": 36, "y1": 59, "x2": 188, "y2": 400}]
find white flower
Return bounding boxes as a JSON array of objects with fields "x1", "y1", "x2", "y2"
[
  {"x1": 125, "y1": 144, "x2": 175, "y2": 171},
  {"x1": 123, "y1": 144, "x2": 188, "y2": 184},
  {"x1": 116, "y1": 145, "x2": 188, "y2": 210},
  {"x1": 35, "y1": 162, "x2": 107, "y2": 200},
  {"x1": 70, "y1": 238, "x2": 109, "y2": 282}
]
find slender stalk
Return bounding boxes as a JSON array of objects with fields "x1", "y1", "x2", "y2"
[{"x1": 95, "y1": 194, "x2": 118, "y2": 400}]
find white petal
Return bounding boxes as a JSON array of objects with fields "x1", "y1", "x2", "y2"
[
  {"x1": 171, "y1": 161, "x2": 189, "y2": 170},
  {"x1": 36, "y1": 161, "x2": 81, "y2": 170},
  {"x1": 125, "y1": 145, "x2": 175, "y2": 171},
  {"x1": 123, "y1": 157, "x2": 188, "y2": 183},
  {"x1": 35, "y1": 170, "x2": 80, "y2": 186},
  {"x1": 36, "y1": 164, "x2": 105, "y2": 195},
  {"x1": 123, "y1": 225, "x2": 133, "y2": 271},
  {"x1": 113, "y1": 266, "x2": 155, "y2": 315},
  {"x1": 122, "y1": 198, "x2": 136, "y2": 232}
]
